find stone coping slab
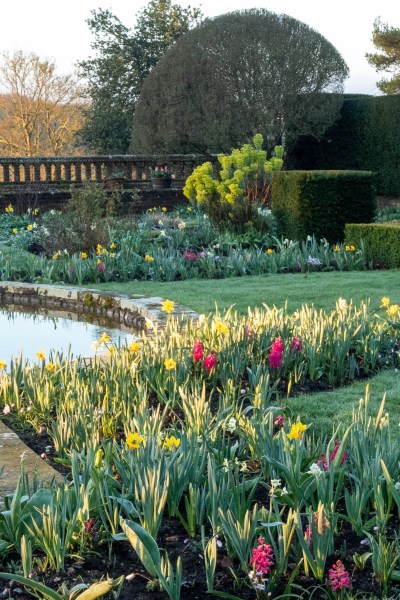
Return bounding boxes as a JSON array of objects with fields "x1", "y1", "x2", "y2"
[
  {"x1": 0, "y1": 421, "x2": 63, "y2": 509},
  {"x1": 0, "y1": 281, "x2": 199, "y2": 330}
]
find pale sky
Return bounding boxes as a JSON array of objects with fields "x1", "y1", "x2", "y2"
[{"x1": 2, "y1": 1, "x2": 399, "y2": 94}]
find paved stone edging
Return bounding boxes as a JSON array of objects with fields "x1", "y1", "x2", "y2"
[
  {"x1": 0, "y1": 421, "x2": 63, "y2": 509},
  {"x1": 0, "y1": 281, "x2": 199, "y2": 330}
]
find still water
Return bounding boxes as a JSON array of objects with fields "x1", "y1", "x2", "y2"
[{"x1": 0, "y1": 304, "x2": 133, "y2": 365}]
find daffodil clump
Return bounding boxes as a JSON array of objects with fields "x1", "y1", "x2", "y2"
[{"x1": 381, "y1": 296, "x2": 400, "y2": 320}]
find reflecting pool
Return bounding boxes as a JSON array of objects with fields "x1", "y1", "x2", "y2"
[{"x1": 0, "y1": 303, "x2": 133, "y2": 365}]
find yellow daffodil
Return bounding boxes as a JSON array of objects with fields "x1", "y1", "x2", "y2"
[
  {"x1": 381, "y1": 296, "x2": 391, "y2": 308},
  {"x1": 128, "y1": 341, "x2": 141, "y2": 353},
  {"x1": 144, "y1": 254, "x2": 154, "y2": 262},
  {"x1": 215, "y1": 320, "x2": 230, "y2": 335},
  {"x1": 26, "y1": 224, "x2": 33, "y2": 231},
  {"x1": 109, "y1": 252, "x2": 116, "y2": 258},
  {"x1": 126, "y1": 431, "x2": 144, "y2": 450},
  {"x1": 164, "y1": 358, "x2": 176, "y2": 371},
  {"x1": 12, "y1": 228, "x2": 17, "y2": 235},
  {"x1": 96, "y1": 244, "x2": 103, "y2": 255},
  {"x1": 161, "y1": 299, "x2": 175, "y2": 314},
  {"x1": 80, "y1": 252, "x2": 87, "y2": 260},
  {"x1": 32, "y1": 208, "x2": 39, "y2": 216},
  {"x1": 162, "y1": 207, "x2": 167, "y2": 212},
  {"x1": 53, "y1": 252, "x2": 60, "y2": 260},
  {"x1": 0, "y1": 359, "x2": 6, "y2": 370},
  {"x1": 387, "y1": 304, "x2": 400, "y2": 318},
  {"x1": 163, "y1": 435, "x2": 180, "y2": 451},
  {"x1": 287, "y1": 421, "x2": 307, "y2": 441},
  {"x1": 5, "y1": 204, "x2": 14, "y2": 213},
  {"x1": 333, "y1": 245, "x2": 340, "y2": 252},
  {"x1": 45, "y1": 362, "x2": 56, "y2": 373},
  {"x1": 267, "y1": 248, "x2": 274, "y2": 255},
  {"x1": 36, "y1": 350, "x2": 46, "y2": 362},
  {"x1": 98, "y1": 332, "x2": 110, "y2": 345},
  {"x1": 110, "y1": 242, "x2": 117, "y2": 249}
]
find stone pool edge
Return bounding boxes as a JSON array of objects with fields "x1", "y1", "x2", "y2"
[{"x1": 0, "y1": 281, "x2": 199, "y2": 329}]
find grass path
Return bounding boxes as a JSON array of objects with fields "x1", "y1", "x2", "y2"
[
  {"x1": 289, "y1": 370, "x2": 400, "y2": 438},
  {"x1": 93, "y1": 269, "x2": 400, "y2": 314}
]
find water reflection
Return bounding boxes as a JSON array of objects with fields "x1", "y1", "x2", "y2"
[{"x1": 0, "y1": 303, "x2": 133, "y2": 363}]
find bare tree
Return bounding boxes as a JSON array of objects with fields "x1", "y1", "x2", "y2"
[{"x1": 0, "y1": 51, "x2": 85, "y2": 156}]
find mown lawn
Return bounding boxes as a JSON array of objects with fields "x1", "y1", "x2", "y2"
[
  {"x1": 290, "y1": 369, "x2": 400, "y2": 438},
  {"x1": 93, "y1": 269, "x2": 400, "y2": 314}
]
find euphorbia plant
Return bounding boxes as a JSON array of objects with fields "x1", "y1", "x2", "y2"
[{"x1": 183, "y1": 134, "x2": 283, "y2": 232}]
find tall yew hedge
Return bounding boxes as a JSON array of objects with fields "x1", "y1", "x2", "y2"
[
  {"x1": 271, "y1": 170, "x2": 376, "y2": 242},
  {"x1": 288, "y1": 95, "x2": 400, "y2": 197}
]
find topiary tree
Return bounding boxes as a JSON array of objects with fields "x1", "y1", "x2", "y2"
[
  {"x1": 183, "y1": 133, "x2": 283, "y2": 232},
  {"x1": 132, "y1": 9, "x2": 349, "y2": 154}
]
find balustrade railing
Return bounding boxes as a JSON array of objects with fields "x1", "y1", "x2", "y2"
[{"x1": 0, "y1": 154, "x2": 216, "y2": 188}]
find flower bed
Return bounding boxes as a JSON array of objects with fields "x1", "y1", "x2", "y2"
[
  {"x1": 0, "y1": 298, "x2": 400, "y2": 598},
  {"x1": 0, "y1": 205, "x2": 368, "y2": 286}
]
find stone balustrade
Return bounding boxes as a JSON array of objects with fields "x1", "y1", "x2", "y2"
[{"x1": 0, "y1": 154, "x2": 217, "y2": 188}]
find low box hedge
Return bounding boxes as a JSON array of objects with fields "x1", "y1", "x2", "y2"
[
  {"x1": 271, "y1": 170, "x2": 376, "y2": 242},
  {"x1": 345, "y1": 222, "x2": 400, "y2": 269}
]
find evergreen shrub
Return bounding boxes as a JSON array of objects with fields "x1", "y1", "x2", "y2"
[
  {"x1": 345, "y1": 222, "x2": 400, "y2": 268},
  {"x1": 289, "y1": 95, "x2": 400, "y2": 197},
  {"x1": 271, "y1": 170, "x2": 376, "y2": 242}
]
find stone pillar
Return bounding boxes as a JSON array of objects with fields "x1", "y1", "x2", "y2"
[
  {"x1": 83, "y1": 162, "x2": 92, "y2": 181},
  {"x1": 21, "y1": 164, "x2": 30, "y2": 182},
  {"x1": 33, "y1": 163, "x2": 41, "y2": 182},
  {"x1": 3, "y1": 164, "x2": 10, "y2": 183},
  {"x1": 74, "y1": 161, "x2": 82, "y2": 182},
  {"x1": 43, "y1": 162, "x2": 51, "y2": 182},
  {"x1": 94, "y1": 162, "x2": 102, "y2": 182},
  {"x1": 54, "y1": 162, "x2": 62, "y2": 181},
  {"x1": 12, "y1": 164, "x2": 20, "y2": 183},
  {"x1": 64, "y1": 162, "x2": 72, "y2": 182}
]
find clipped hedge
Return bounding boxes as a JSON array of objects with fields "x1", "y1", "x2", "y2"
[
  {"x1": 271, "y1": 170, "x2": 376, "y2": 243},
  {"x1": 288, "y1": 95, "x2": 400, "y2": 197},
  {"x1": 345, "y1": 222, "x2": 400, "y2": 268}
]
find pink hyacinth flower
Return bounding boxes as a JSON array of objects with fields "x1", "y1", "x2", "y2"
[
  {"x1": 269, "y1": 337, "x2": 284, "y2": 369},
  {"x1": 250, "y1": 537, "x2": 274, "y2": 575},
  {"x1": 291, "y1": 336, "x2": 302, "y2": 352},
  {"x1": 328, "y1": 560, "x2": 350, "y2": 591},
  {"x1": 193, "y1": 340, "x2": 204, "y2": 362},
  {"x1": 204, "y1": 352, "x2": 217, "y2": 372}
]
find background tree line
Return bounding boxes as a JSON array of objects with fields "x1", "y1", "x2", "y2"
[
  {"x1": 0, "y1": 1, "x2": 398, "y2": 157},
  {"x1": 0, "y1": 51, "x2": 84, "y2": 156}
]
